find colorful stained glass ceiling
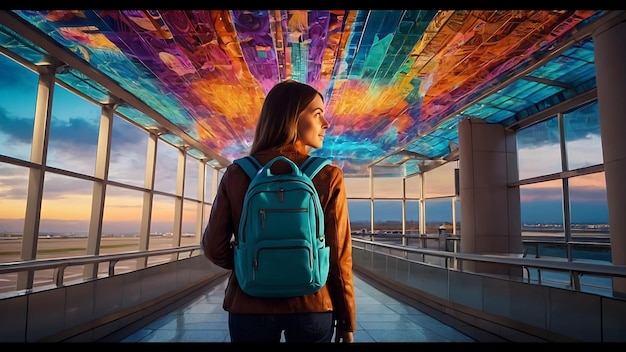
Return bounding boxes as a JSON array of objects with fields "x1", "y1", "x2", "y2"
[{"x1": 0, "y1": 10, "x2": 615, "y2": 177}]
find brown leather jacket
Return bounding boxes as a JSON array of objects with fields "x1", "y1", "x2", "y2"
[{"x1": 201, "y1": 146, "x2": 356, "y2": 332}]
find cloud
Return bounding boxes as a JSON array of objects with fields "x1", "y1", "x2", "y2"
[
  {"x1": 0, "y1": 107, "x2": 35, "y2": 143},
  {"x1": 112, "y1": 117, "x2": 147, "y2": 146},
  {"x1": 520, "y1": 185, "x2": 562, "y2": 202},
  {"x1": 569, "y1": 186, "x2": 607, "y2": 204},
  {"x1": 108, "y1": 120, "x2": 150, "y2": 184},
  {"x1": 0, "y1": 164, "x2": 29, "y2": 199},
  {"x1": 42, "y1": 174, "x2": 93, "y2": 199},
  {"x1": 517, "y1": 112, "x2": 602, "y2": 180},
  {"x1": 49, "y1": 115, "x2": 100, "y2": 146}
]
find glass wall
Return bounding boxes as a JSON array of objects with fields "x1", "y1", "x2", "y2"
[
  {"x1": 424, "y1": 198, "x2": 453, "y2": 233},
  {"x1": 373, "y1": 176, "x2": 403, "y2": 199},
  {"x1": 184, "y1": 155, "x2": 199, "y2": 200},
  {"x1": 0, "y1": 54, "x2": 37, "y2": 162},
  {"x1": 516, "y1": 100, "x2": 608, "y2": 243},
  {"x1": 347, "y1": 199, "x2": 371, "y2": 234},
  {"x1": 517, "y1": 116, "x2": 562, "y2": 180},
  {"x1": 345, "y1": 164, "x2": 460, "y2": 238},
  {"x1": 108, "y1": 115, "x2": 148, "y2": 188},
  {"x1": 46, "y1": 86, "x2": 100, "y2": 176},
  {"x1": 344, "y1": 176, "x2": 370, "y2": 199},
  {"x1": 424, "y1": 162, "x2": 457, "y2": 234},
  {"x1": 0, "y1": 52, "x2": 213, "y2": 293},
  {"x1": 0, "y1": 54, "x2": 36, "y2": 266},
  {"x1": 568, "y1": 172, "x2": 608, "y2": 238},
  {"x1": 101, "y1": 185, "x2": 144, "y2": 252},
  {"x1": 406, "y1": 200, "x2": 420, "y2": 234},
  {"x1": 38, "y1": 173, "x2": 92, "y2": 257},
  {"x1": 373, "y1": 200, "x2": 402, "y2": 233},
  {"x1": 343, "y1": 101, "x2": 604, "y2": 248},
  {"x1": 153, "y1": 140, "x2": 178, "y2": 194}
]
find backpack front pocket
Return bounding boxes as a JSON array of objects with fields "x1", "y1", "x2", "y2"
[{"x1": 253, "y1": 239, "x2": 314, "y2": 287}]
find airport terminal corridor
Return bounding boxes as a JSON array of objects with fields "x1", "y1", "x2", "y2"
[
  {"x1": 105, "y1": 272, "x2": 497, "y2": 343},
  {"x1": 2, "y1": 10, "x2": 626, "y2": 343}
]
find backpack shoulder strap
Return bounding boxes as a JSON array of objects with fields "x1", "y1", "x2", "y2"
[
  {"x1": 233, "y1": 156, "x2": 263, "y2": 180},
  {"x1": 300, "y1": 156, "x2": 331, "y2": 179}
]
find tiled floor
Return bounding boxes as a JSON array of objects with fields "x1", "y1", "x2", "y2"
[{"x1": 113, "y1": 272, "x2": 493, "y2": 343}]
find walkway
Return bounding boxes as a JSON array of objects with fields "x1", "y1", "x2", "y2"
[{"x1": 105, "y1": 272, "x2": 505, "y2": 343}]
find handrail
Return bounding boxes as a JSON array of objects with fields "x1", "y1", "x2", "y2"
[
  {"x1": 523, "y1": 239, "x2": 610, "y2": 245},
  {"x1": 1, "y1": 237, "x2": 606, "y2": 277},
  {"x1": 352, "y1": 237, "x2": 626, "y2": 279},
  {"x1": 2, "y1": 239, "x2": 625, "y2": 296},
  {"x1": 0, "y1": 245, "x2": 201, "y2": 289}
]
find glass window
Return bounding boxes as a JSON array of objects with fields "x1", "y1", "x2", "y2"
[
  {"x1": 517, "y1": 116, "x2": 562, "y2": 180},
  {"x1": 0, "y1": 163, "x2": 30, "y2": 263},
  {"x1": 102, "y1": 185, "x2": 143, "y2": 243},
  {"x1": 108, "y1": 115, "x2": 148, "y2": 188},
  {"x1": 405, "y1": 174, "x2": 421, "y2": 199},
  {"x1": 455, "y1": 198, "x2": 462, "y2": 234},
  {"x1": 181, "y1": 200, "x2": 199, "y2": 243},
  {"x1": 406, "y1": 200, "x2": 420, "y2": 234},
  {"x1": 204, "y1": 165, "x2": 215, "y2": 203},
  {"x1": 148, "y1": 193, "x2": 178, "y2": 266},
  {"x1": 47, "y1": 85, "x2": 100, "y2": 176},
  {"x1": 424, "y1": 162, "x2": 456, "y2": 198},
  {"x1": 154, "y1": 139, "x2": 178, "y2": 194},
  {"x1": 100, "y1": 185, "x2": 143, "y2": 264},
  {"x1": 203, "y1": 203, "x2": 212, "y2": 232},
  {"x1": 347, "y1": 199, "x2": 370, "y2": 233},
  {"x1": 150, "y1": 194, "x2": 176, "y2": 249},
  {"x1": 345, "y1": 176, "x2": 370, "y2": 198},
  {"x1": 0, "y1": 54, "x2": 37, "y2": 162},
  {"x1": 184, "y1": 155, "x2": 200, "y2": 200},
  {"x1": 39, "y1": 173, "x2": 92, "y2": 259},
  {"x1": 425, "y1": 198, "x2": 453, "y2": 233},
  {"x1": 569, "y1": 172, "x2": 608, "y2": 238},
  {"x1": 374, "y1": 176, "x2": 403, "y2": 198},
  {"x1": 520, "y1": 180, "x2": 564, "y2": 238},
  {"x1": 563, "y1": 101, "x2": 603, "y2": 170},
  {"x1": 373, "y1": 200, "x2": 402, "y2": 233}
]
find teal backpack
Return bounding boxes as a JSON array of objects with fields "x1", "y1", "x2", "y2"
[{"x1": 232, "y1": 155, "x2": 331, "y2": 297}]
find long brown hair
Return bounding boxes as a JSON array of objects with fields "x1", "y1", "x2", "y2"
[{"x1": 249, "y1": 80, "x2": 323, "y2": 155}]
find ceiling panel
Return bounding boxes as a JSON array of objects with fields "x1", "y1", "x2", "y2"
[{"x1": 0, "y1": 9, "x2": 617, "y2": 178}]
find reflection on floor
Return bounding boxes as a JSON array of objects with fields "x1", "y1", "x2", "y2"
[{"x1": 116, "y1": 273, "x2": 497, "y2": 343}]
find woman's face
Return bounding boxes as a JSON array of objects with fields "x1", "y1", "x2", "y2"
[{"x1": 297, "y1": 95, "x2": 329, "y2": 149}]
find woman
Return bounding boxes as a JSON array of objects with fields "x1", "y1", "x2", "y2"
[{"x1": 202, "y1": 80, "x2": 355, "y2": 343}]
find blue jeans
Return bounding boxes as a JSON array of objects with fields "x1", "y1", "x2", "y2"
[{"x1": 228, "y1": 312, "x2": 334, "y2": 343}]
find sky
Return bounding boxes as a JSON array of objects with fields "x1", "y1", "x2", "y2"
[{"x1": 0, "y1": 53, "x2": 610, "y2": 234}]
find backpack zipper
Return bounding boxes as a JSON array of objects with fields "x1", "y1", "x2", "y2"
[
  {"x1": 260, "y1": 208, "x2": 307, "y2": 229},
  {"x1": 253, "y1": 258, "x2": 257, "y2": 281},
  {"x1": 252, "y1": 246, "x2": 313, "y2": 281},
  {"x1": 242, "y1": 184, "x2": 317, "y2": 241}
]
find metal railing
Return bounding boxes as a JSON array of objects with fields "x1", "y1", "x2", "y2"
[
  {"x1": 352, "y1": 237, "x2": 626, "y2": 295},
  {"x1": 1, "y1": 238, "x2": 623, "y2": 297},
  {"x1": 523, "y1": 239, "x2": 611, "y2": 260},
  {"x1": 0, "y1": 246, "x2": 201, "y2": 293}
]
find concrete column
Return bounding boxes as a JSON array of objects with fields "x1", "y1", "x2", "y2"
[
  {"x1": 458, "y1": 118, "x2": 522, "y2": 276},
  {"x1": 593, "y1": 18, "x2": 626, "y2": 297}
]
